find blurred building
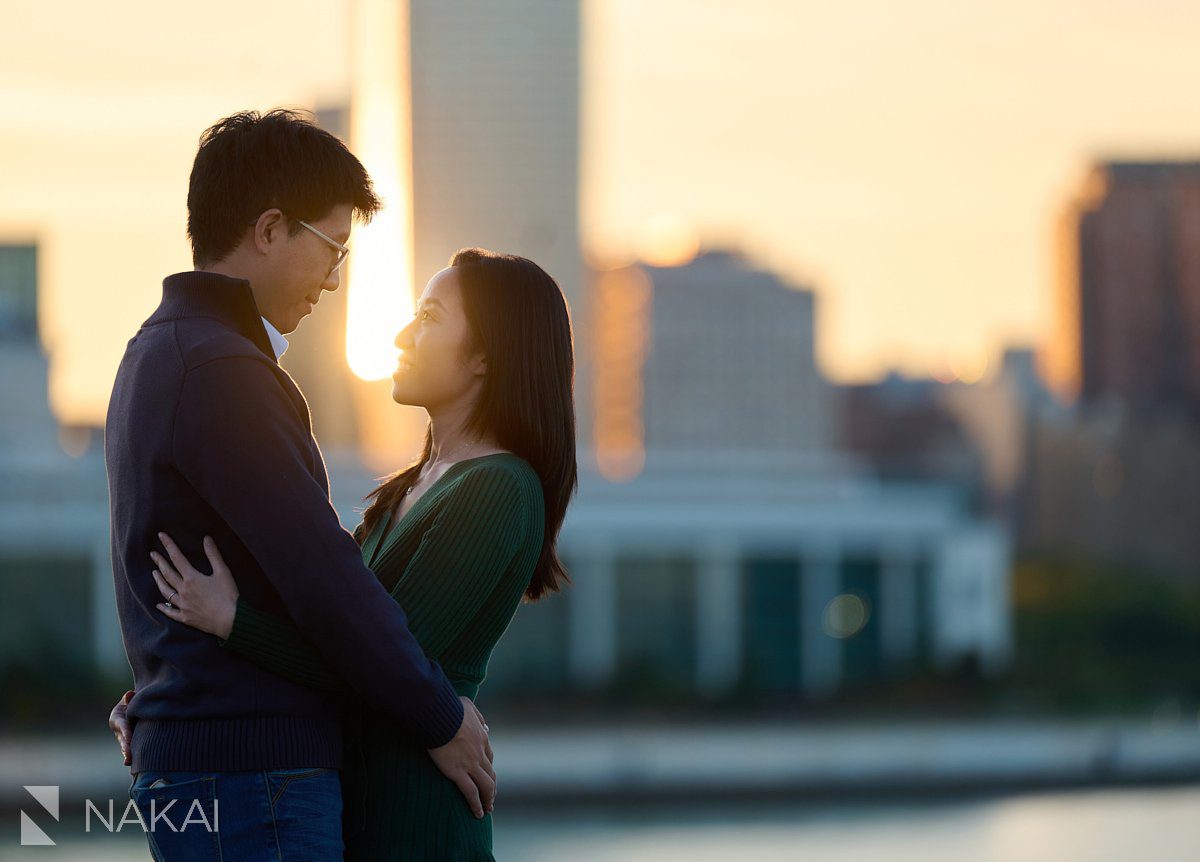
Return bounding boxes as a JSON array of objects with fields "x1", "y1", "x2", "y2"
[
  {"x1": 0, "y1": 243, "x2": 118, "y2": 678},
  {"x1": 644, "y1": 251, "x2": 831, "y2": 460},
  {"x1": 840, "y1": 373, "x2": 980, "y2": 492},
  {"x1": 408, "y1": 0, "x2": 581, "y2": 306},
  {"x1": 941, "y1": 348, "x2": 1060, "y2": 512},
  {"x1": 590, "y1": 251, "x2": 833, "y2": 480},
  {"x1": 844, "y1": 348, "x2": 1058, "y2": 513},
  {"x1": 1018, "y1": 407, "x2": 1200, "y2": 580},
  {"x1": 842, "y1": 348, "x2": 1065, "y2": 518},
  {"x1": 1049, "y1": 161, "x2": 1200, "y2": 417},
  {"x1": 0, "y1": 244, "x2": 55, "y2": 452}
]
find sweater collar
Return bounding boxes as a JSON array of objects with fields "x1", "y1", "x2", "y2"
[{"x1": 151, "y1": 271, "x2": 276, "y2": 362}]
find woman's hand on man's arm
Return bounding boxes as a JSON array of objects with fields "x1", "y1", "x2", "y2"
[{"x1": 150, "y1": 532, "x2": 239, "y2": 639}]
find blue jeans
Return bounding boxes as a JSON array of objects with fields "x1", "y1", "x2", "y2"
[{"x1": 128, "y1": 768, "x2": 343, "y2": 861}]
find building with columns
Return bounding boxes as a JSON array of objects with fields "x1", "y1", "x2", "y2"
[{"x1": 481, "y1": 460, "x2": 1011, "y2": 701}]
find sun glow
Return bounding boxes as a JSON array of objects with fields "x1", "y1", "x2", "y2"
[
  {"x1": 346, "y1": 0, "x2": 414, "y2": 381},
  {"x1": 635, "y1": 212, "x2": 700, "y2": 268}
]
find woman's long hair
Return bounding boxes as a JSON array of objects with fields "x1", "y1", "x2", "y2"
[{"x1": 358, "y1": 248, "x2": 577, "y2": 600}]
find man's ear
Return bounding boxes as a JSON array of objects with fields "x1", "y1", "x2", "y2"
[{"x1": 252, "y1": 209, "x2": 286, "y2": 254}]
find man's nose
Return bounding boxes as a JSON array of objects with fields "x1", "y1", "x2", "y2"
[{"x1": 322, "y1": 267, "x2": 342, "y2": 292}]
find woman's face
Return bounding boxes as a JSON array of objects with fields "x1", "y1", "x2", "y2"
[{"x1": 391, "y1": 267, "x2": 486, "y2": 408}]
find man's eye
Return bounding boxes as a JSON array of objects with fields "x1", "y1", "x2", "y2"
[{"x1": 420, "y1": 310, "x2": 432, "y2": 321}]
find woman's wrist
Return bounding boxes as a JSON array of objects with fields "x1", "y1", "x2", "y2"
[{"x1": 215, "y1": 595, "x2": 240, "y2": 642}]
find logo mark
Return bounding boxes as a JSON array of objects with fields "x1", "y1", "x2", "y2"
[{"x1": 21, "y1": 785, "x2": 59, "y2": 846}]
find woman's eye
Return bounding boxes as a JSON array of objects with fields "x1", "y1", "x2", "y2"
[{"x1": 420, "y1": 310, "x2": 432, "y2": 321}]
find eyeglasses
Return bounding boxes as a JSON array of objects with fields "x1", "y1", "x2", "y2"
[
  {"x1": 245, "y1": 215, "x2": 350, "y2": 278},
  {"x1": 297, "y1": 220, "x2": 350, "y2": 278}
]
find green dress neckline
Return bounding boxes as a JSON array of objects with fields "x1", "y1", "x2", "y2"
[{"x1": 358, "y1": 452, "x2": 524, "y2": 569}]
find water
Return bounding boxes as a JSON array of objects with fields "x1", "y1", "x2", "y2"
[
  {"x1": 497, "y1": 787, "x2": 1200, "y2": 861},
  {"x1": 3, "y1": 785, "x2": 1197, "y2": 861}
]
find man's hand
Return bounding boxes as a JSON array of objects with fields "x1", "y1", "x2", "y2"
[
  {"x1": 108, "y1": 690, "x2": 134, "y2": 766},
  {"x1": 427, "y1": 697, "x2": 495, "y2": 819}
]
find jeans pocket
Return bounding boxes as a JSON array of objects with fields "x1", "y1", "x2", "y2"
[
  {"x1": 130, "y1": 773, "x2": 221, "y2": 862},
  {"x1": 265, "y1": 768, "x2": 343, "y2": 861},
  {"x1": 265, "y1": 768, "x2": 333, "y2": 805}
]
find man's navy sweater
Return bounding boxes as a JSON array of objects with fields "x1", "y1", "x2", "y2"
[{"x1": 105, "y1": 271, "x2": 464, "y2": 772}]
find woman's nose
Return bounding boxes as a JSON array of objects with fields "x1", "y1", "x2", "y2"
[{"x1": 395, "y1": 320, "x2": 415, "y2": 349}]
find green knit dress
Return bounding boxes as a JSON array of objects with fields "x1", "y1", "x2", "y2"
[{"x1": 219, "y1": 453, "x2": 544, "y2": 861}]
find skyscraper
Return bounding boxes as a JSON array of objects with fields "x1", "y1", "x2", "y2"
[
  {"x1": 1051, "y1": 161, "x2": 1200, "y2": 417},
  {"x1": 408, "y1": 0, "x2": 582, "y2": 313},
  {"x1": 0, "y1": 243, "x2": 59, "y2": 453}
]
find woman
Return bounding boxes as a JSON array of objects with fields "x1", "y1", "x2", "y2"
[{"x1": 110, "y1": 248, "x2": 576, "y2": 860}]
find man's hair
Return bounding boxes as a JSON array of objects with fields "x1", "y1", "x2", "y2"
[{"x1": 187, "y1": 109, "x2": 382, "y2": 268}]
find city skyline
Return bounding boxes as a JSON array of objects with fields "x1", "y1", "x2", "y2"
[{"x1": 5, "y1": 0, "x2": 1200, "y2": 425}]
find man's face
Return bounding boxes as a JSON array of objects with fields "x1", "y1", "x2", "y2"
[{"x1": 260, "y1": 203, "x2": 352, "y2": 334}]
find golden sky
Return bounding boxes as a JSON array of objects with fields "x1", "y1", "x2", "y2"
[{"x1": 4, "y1": 0, "x2": 1200, "y2": 425}]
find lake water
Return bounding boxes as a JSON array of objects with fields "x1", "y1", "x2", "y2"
[{"x1": 4, "y1": 785, "x2": 1197, "y2": 861}]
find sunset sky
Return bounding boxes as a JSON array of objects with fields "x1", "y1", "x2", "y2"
[{"x1": 4, "y1": 0, "x2": 1200, "y2": 425}]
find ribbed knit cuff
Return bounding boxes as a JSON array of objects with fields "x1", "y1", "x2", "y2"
[
  {"x1": 219, "y1": 596, "x2": 264, "y2": 648},
  {"x1": 412, "y1": 675, "x2": 466, "y2": 749}
]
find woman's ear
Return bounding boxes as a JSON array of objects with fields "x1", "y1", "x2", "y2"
[{"x1": 471, "y1": 353, "x2": 488, "y2": 378}]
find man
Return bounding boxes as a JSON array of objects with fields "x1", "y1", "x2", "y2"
[{"x1": 105, "y1": 109, "x2": 493, "y2": 861}]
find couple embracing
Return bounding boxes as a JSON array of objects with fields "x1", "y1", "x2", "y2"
[{"x1": 104, "y1": 108, "x2": 577, "y2": 861}]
